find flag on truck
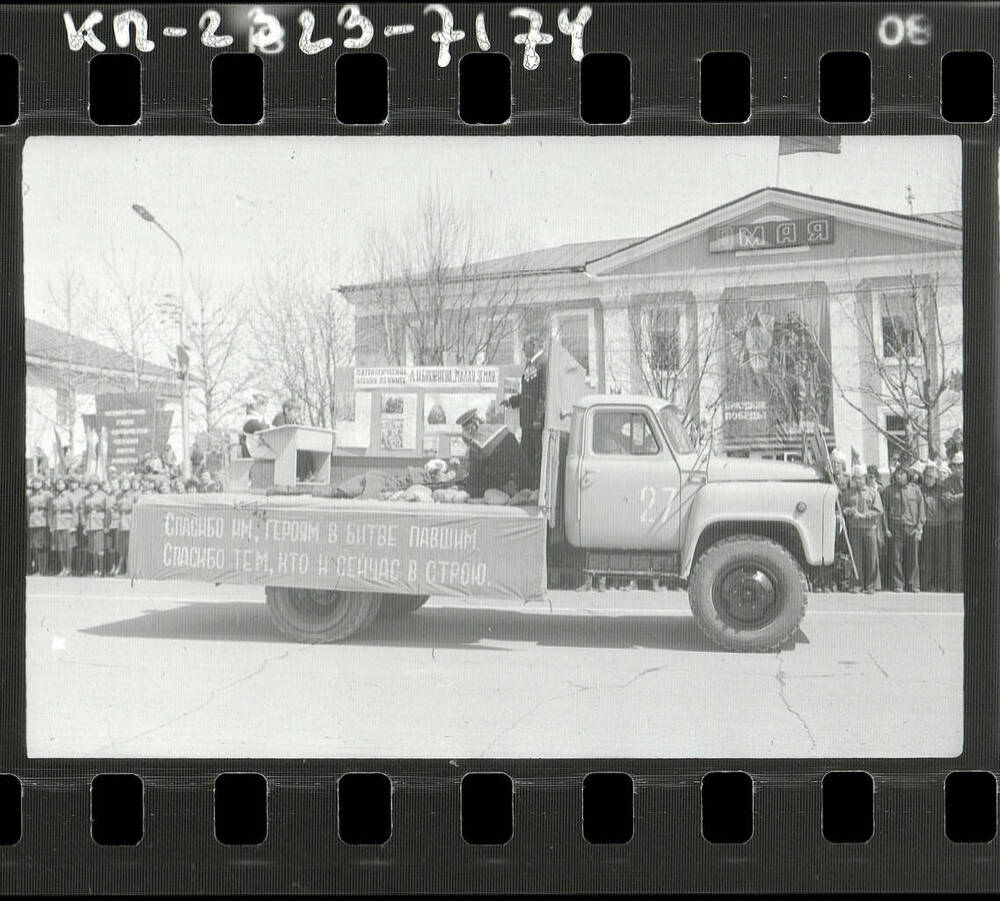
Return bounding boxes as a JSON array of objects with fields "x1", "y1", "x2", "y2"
[{"x1": 544, "y1": 334, "x2": 589, "y2": 432}]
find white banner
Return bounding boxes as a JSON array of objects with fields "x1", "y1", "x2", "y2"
[{"x1": 354, "y1": 366, "x2": 499, "y2": 390}]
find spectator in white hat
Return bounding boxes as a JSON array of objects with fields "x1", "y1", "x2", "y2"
[
  {"x1": 919, "y1": 461, "x2": 947, "y2": 591},
  {"x1": 842, "y1": 462, "x2": 883, "y2": 593}
]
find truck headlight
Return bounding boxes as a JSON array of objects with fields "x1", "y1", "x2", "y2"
[{"x1": 795, "y1": 501, "x2": 807, "y2": 513}]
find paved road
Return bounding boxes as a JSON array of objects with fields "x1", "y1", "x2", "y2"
[{"x1": 25, "y1": 577, "x2": 963, "y2": 759}]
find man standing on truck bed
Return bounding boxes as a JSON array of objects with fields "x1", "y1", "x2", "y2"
[
  {"x1": 501, "y1": 335, "x2": 546, "y2": 489},
  {"x1": 239, "y1": 392, "x2": 269, "y2": 458}
]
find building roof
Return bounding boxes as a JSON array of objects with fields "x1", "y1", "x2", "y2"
[
  {"x1": 25, "y1": 318, "x2": 176, "y2": 381},
  {"x1": 433, "y1": 237, "x2": 644, "y2": 278},
  {"x1": 912, "y1": 210, "x2": 962, "y2": 228},
  {"x1": 340, "y1": 187, "x2": 962, "y2": 293}
]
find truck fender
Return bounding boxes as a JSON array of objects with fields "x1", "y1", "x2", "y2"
[{"x1": 679, "y1": 485, "x2": 825, "y2": 577}]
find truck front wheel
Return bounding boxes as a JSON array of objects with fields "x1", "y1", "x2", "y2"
[
  {"x1": 265, "y1": 587, "x2": 382, "y2": 642},
  {"x1": 687, "y1": 535, "x2": 807, "y2": 652}
]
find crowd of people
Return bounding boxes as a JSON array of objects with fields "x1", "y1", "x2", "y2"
[
  {"x1": 25, "y1": 457, "x2": 224, "y2": 578},
  {"x1": 815, "y1": 429, "x2": 964, "y2": 594}
]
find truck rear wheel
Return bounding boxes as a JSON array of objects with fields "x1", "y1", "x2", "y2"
[
  {"x1": 265, "y1": 587, "x2": 382, "y2": 642},
  {"x1": 377, "y1": 594, "x2": 430, "y2": 617},
  {"x1": 687, "y1": 535, "x2": 807, "y2": 652}
]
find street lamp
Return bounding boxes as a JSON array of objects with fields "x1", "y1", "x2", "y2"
[{"x1": 131, "y1": 202, "x2": 191, "y2": 480}]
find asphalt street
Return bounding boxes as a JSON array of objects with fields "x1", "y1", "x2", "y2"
[{"x1": 25, "y1": 577, "x2": 963, "y2": 759}]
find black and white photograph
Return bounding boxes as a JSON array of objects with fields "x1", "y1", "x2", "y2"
[{"x1": 22, "y1": 134, "x2": 963, "y2": 758}]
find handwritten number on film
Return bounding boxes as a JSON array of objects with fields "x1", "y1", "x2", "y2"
[
  {"x1": 877, "y1": 12, "x2": 931, "y2": 46},
  {"x1": 63, "y1": 5, "x2": 595, "y2": 68}
]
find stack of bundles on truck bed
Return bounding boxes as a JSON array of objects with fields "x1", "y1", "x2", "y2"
[{"x1": 266, "y1": 459, "x2": 539, "y2": 507}]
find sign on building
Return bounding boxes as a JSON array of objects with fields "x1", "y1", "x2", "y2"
[
  {"x1": 719, "y1": 297, "x2": 834, "y2": 450},
  {"x1": 709, "y1": 217, "x2": 835, "y2": 253}
]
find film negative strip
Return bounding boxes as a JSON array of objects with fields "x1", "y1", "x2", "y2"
[{"x1": 1, "y1": 1, "x2": 998, "y2": 893}]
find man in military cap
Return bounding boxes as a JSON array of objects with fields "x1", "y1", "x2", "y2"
[{"x1": 456, "y1": 408, "x2": 520, "y2": 500}]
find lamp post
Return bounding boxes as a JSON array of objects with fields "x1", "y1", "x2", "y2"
[{"x1": 131, "y1": 203, "x2": 191, "y2": 480}]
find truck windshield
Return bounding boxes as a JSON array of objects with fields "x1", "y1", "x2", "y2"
[{"x1": 658, "y1": 405, "x2": 694, "y2": 454}]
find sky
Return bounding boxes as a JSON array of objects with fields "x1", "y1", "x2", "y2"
[{"x1": 22, "y1": 134, "x2": 961, "y2": 362}]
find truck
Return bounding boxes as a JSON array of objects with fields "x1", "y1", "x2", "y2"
[{"x1": 130, "y1": 395, "x2": 839, "y2": 653}]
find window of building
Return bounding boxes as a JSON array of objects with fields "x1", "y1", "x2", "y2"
[
  {"x1": 881, "y1": 314, "x2": 916, "y2": 359},
  {"x1": 591, "y1": 409, "x2": 660, "y2": 456},
  {"x1": 885, "y1": 413, "x2": 910, "y2": 465},
  {"x1": 521, "y1": 306, "x2": 549, "y2": 348},
  {"x1": 648, "y1": 307, "x2": 681, "y2": 375},
  {"x1": 879, "y1": 291, "x2": 919, "y2": 359},
  {"x1": 55, "y1": 386, "x2": 74, "y2": 427}
]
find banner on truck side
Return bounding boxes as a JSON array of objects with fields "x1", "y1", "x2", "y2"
[{"x1": 129, "y1": 494, "x2": 548, "y2": 601}]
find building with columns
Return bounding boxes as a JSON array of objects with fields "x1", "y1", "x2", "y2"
[{"x1": 341, "y1": 188, "x2": 962, "y2": 467}]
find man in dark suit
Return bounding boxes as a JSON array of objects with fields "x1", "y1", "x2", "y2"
[
  {"x1": 502, "y1": 335, "x2": 547, "y2": 489},
  {"x1": 239, "y1": 393, "x2": 269, "y2": 458}
]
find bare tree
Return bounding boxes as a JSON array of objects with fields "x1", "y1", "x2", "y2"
[
  {"x1": 248, "y1": 258, "x2": 354, "y2": 428},
  {"x1": 362, "y1": 189, "x2": 528, "y2": 365},
  {"x1": 186, "y1": 271, "x2": 253, "y2": 434},
  {"x1": 82, "y1": 247, "x2": 168, "y2": 391},
  {"x1": 43, "y1": 269, "x2": 86, "y2": 453},
  {"x1": 823, "y1": 270, "x2": 962, "y2": 460}
]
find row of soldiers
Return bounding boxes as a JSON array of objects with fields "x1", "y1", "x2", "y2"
[
  {"x1": 819, "y1": 453, "x2": 964, "y2": 593},
  {"x1": 26, "y1": 470, "x2": 223, "y2": 577}
]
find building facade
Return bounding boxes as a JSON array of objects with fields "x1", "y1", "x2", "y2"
[
  {"x1": 342, "y1": 188, "x2": 962, "y2": 467},
  {"x1": 26, "y1": 318, "x2": 183, "y2": 466}
]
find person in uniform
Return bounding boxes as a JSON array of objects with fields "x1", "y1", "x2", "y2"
[
  {"x1": 919, "y1": 461, "x2": 947, "y2": 592},
  {"x1": 82, "y1": 477, "x2": 108, "y2": 577},
  {"x1": 881, "y1": 464, "x2": 925, "y2": 592},
  {"x1": 501, "y1": 335, "x2": 547, "y2": 490},
  {"x1": 104, "y1": 478, "x2": 121, "y2": 576},
  {"x1": 66, "y1": 473, "x2": 85, "y2": 575},
  {"x1": 842, "y1": 463, "x2": 883, "y2": 593},
  {"x1": 49, "y1": 477, "x2": 78, "y2": 577},
  {"x1": 27, "y1": 476, "x2": 52, "y2": 576},
  {"x1": 115, "y1": 477, "x2": 138, "y2": 576},
  {"x1": 942, "y1": 452, "x2": 964, "y2": 591},
  {"x1": 456, "y1": 408, "x2": 521, "y2": 500}
]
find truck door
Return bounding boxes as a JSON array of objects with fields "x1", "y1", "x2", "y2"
[{"x1": 577, "y1": 406, "x2": 683, "y2": 550}]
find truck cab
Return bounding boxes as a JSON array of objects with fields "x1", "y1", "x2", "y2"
[{"x1": 551, "y1": 395, "x2": 839, "y2": 651}]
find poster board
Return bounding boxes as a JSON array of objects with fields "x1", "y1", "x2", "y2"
[{"x1": 334, "y1": 365, "x2": 522, "y2": 460}]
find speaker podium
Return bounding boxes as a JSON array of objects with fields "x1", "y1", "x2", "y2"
[{"x1": 252, "y1": 425, "x2": 335, "y2": 488}]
